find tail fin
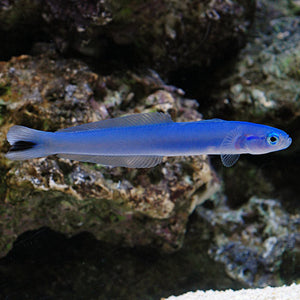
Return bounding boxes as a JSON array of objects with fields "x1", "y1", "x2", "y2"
[{"x1": 6, "y1": 126, "x2": 51, "y2": 160}]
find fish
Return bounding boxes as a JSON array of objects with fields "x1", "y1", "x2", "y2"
[{"x1": 5, "y1": 112, "x2": 292, "y2": 167}]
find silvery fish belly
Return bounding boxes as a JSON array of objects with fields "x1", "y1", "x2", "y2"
[{"x1": 6, "y1": 112, "x2": 292, "y2": 168}]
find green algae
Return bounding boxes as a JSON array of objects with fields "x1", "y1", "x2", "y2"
[{"x1": 283, "y1": 52, "x2": 300, "y2": 80}]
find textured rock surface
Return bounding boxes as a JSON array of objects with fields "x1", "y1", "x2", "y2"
[
  {"x1": 197, "y1": 196, "x2": 300, "y2": 287},
  {"x1": 210, "y1": 17, "x2": 300, "y2": 123},
  {"x1": 0, "y1": 0, "x2": 255, "y2": 74},
  {"x1": 0, "y1": 53, "x2": 220, "y2": 256},
  {"x1": 201, "y1": 4, "x2": 300, "y2": 128}
]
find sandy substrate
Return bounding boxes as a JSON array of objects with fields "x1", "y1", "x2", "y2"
[{"x1": 164, "y1": 284, "x2": 300, "y2": 300}]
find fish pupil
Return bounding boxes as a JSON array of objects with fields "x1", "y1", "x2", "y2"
[{"x1": 267, "y1": 133, "x2": 279, "y2": 145}]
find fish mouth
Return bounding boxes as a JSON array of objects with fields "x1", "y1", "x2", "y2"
[{"x1": 285, "y1": 136, "x2": 292, "y2": 148}]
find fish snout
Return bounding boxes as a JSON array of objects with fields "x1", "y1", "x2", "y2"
[{"x1": 280, "y1": 135, "x2": 292, "y2": 150}]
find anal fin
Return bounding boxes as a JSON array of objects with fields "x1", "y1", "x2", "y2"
[{"x1": 58, "y1": 154, "x2": 163, "y2": 168}]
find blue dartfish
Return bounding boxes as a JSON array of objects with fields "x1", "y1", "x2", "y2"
[{"x1": 5, "y1": 112, "x2": 292, "y2": 167}]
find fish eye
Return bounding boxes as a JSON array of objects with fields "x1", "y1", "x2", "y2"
[{"x1": 267, "y1": 133, "x2": 279, "y2": 145}]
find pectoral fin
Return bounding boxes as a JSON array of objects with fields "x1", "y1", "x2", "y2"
[{"x1": 219, "y1": 125, "x2": 242, "y2": 167}]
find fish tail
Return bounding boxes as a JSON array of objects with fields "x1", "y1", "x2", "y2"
[{"x1": 6, "y1": 125, "x2": 52, "y2": 160}]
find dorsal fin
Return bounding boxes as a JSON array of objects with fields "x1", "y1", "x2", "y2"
[{"x1": 57, "y1": 112, "x2": 173, "y2": 133}]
